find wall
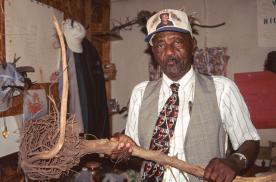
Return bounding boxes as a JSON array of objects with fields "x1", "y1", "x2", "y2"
[{"x1": 110, "y1": 0, "x2": 276, "y2": 145}]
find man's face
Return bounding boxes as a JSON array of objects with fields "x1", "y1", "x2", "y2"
[
  {"x1": 161, "y1": 14, "x2": 169, "y2": 24},
  {"x1": 151, "y1": 31, "x2": 195, "y2": 81}
]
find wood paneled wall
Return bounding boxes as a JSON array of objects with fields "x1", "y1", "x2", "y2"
[
  {"x1": 0, "y1": 0, "x2": 5, "y2": 62},
  {"x1": 36, "y1": 0, "x2": 110, "y2": 48}
]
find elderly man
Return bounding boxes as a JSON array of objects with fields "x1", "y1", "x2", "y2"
[{"x1": 112, "y1": 9, "x2": 260, "y2": 182}]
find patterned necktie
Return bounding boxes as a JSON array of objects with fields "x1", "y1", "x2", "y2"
[{"x1": 142, "y1": 83, "x2": 180, "y2": 181}]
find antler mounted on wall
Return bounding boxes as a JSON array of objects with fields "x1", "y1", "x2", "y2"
[
  {"x1": 91, "y1": 10, "x2": 153, "y2": 40},
  {"x1": 91, "y1": 9, "x2": 225, "y2": 41}
]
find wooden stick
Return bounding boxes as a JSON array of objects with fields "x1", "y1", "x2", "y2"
[
  {"x1": 80, "y1": 139, "x2": 276, "y2": 182},
  {"x1": 28, "y1": 16, "x2": 68, "y2": 163}
]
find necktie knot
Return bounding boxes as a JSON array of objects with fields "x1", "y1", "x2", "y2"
[{"x1": 170, "y1": 83, "x2": 180, "y2": 94}]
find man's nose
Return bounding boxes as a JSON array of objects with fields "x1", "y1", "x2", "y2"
[{"x1": 164, "y1": 44, "x2": 175, "y2": 56}]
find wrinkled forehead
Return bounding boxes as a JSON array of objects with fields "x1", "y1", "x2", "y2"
[{"x1": 151, "y1": 31, "x2": 191, "y2": 43}]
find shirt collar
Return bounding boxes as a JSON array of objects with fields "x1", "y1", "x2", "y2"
[{"x1": 162, "y1": 67, "x2": 194, "y2": 88}]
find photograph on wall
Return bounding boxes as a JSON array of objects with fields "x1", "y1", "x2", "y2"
[{"x1": 23, "y1": 89, "x2": 48, "y2": 121}]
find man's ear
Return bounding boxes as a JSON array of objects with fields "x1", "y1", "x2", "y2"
[
  {"x1": 191, "y1": 36, "x2": 198, "y2": 54},
  {"x1": 151, "y1": 44, "x2": 155, "y2": 53}
]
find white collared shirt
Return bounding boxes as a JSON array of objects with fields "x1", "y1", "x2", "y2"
[{"x1": 125, "y1": 68, "x2": 260, "y2": 182}]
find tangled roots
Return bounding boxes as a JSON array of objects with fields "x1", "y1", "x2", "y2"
[{"x1": 18, "y1": 111, "x2": 81, "y2": 181}]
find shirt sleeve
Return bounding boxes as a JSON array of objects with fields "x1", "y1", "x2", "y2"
[
  {"x1": 125, "y1": 81, "x2": 148, "y2": 146},
  {"x1": 217, "y1": 77, "x2": 260, "y2": 150}
]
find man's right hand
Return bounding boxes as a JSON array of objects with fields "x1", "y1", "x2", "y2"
[{"x1": 110, "y1": 133, "x2": 136, "y2": 161}]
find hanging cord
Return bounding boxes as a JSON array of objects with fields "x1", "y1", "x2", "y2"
[
  {"x1": 192, "y1": 22, "x2": 225, "y2": 28},
  {"x1": 203, "y1": 0, "x2": 208, "y2": 47},
  {"x1": 2, "y1": 117, "x2": 8, "y2": 138}
]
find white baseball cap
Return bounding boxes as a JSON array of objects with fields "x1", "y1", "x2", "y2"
[
  {"x1": 145, "y1": 9, "x2": 192, "y2": 45},
  {"x1": 62, "y1": 19, "x2": 86, "y2": 53}
]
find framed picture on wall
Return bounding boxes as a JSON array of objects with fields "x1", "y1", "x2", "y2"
[{"x1": 23, "y1": 89, "x2": 48, "y2": 121}]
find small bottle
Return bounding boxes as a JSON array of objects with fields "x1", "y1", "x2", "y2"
[
  {"x1": 85, "y1": 161, "x2": 102, "y2": 182},
  {"x1": 75, "y1": 167, "x2": 92, "y2": 182}
]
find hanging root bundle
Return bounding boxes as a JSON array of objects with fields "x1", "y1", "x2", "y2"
[
  {"x1": 18, "y1": 16, "x2": 276, "y2": 182},
  {"x1": 19, "y1": 111, "x2": 81, "y2": 180}
]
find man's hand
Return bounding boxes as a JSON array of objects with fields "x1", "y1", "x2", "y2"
[
  {"x1": 203, "y1": 158, "x2": 237, "y2": 182},
  {"x1": 110, "y1": 133, "x2": 136, "y2": 161},
  {"x1": 204, "y1": 140, "x2": 259, "y2": 182}
]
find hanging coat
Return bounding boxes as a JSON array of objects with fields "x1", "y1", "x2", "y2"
[{"x1": 74, "y1": 38, "x2": 110, "y2": 138}]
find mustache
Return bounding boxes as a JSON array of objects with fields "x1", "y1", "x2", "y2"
[{"x1": 166, "y1": 56, "x2": 178, "y2": 62}]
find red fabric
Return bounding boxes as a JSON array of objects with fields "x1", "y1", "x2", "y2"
[{"x1": 234, "y1": 71, "x2": 276, "y2": 129}]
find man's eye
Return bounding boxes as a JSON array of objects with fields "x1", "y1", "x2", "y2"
[
  {"x1": 155, "y1": 43, "x2": 165, "y2": 49},
  {"x1": 175, "y1": 40, "x2": 183, "y2": 45},
  {"x1": 174, "y1": 40, "x2": 185, "y2": 48}
]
